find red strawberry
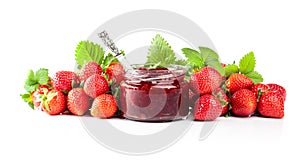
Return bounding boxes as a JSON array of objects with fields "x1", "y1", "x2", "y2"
[
  {"x1": 267, "y1": 84, "x2": 286, "y2": 101},
  {"x1": 250, "y1": 83, "x2": 270, "y2": 99},
  {"x1": 32, "y1": 85, "x2": 51, "y2": 109},
  {"x1": 231, "y1": 89, "x2": 257, "y2": 117},
  {"x1": 67, "y1": 88, "x2": 90, "y2": 115},
  {"x1": 90, "y1": 94, "x2": 117, "y2": 118},
  {"x1": 79, "y1": 61, "x2": 102, "y2": 81},
  {"x1": 221, "y1": 63, "x2": 227, "y2": 67},
  {"x1": 189, "y1": 67, "x2": 222, "y2": 95},
  {"x1": 194, "y1": 94, "x2": 223, "y2": 121},
  {"x1": 105, "y1": 62, "x2": 124, "y2": 84},
  {"x1": 84, "y1": 74, "x2": 109, "y2": 98},
  {"x1": 212, "y1": 88, "x2": 229, "y2": 116},
  {"x1": 41, "y1": 90, "x2": 66, "y2": 115},
  {"x1": 52, "y1": 71, "x2": 77, "y2": 92},
  {"x1": 225, "y1": 73, "x2": 253, "y2": 94},
  {"x1": 258, "y1": 91, "x2": 284, "y2": 118}
]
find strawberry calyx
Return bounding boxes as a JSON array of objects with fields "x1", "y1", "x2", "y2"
[
  {"x1": 224, "y1": 52, "x2": 263, "y2": 84},
  {"x1": 41, "y1": 90, "x2": 58, "y2": 111},
  {"x1": 20, "y1": 69, "x2": 52, "y2": 109}
]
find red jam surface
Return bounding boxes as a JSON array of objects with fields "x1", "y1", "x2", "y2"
[{"x1": 120, "y1": 65, "x2": 189, "y2": 121}]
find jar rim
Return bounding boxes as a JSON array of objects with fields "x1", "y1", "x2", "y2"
[{"x1": 124, "y1": 64, "x2": 187, "y2": 82}]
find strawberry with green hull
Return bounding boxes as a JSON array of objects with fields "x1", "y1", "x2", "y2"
[
  {"x1": 32, "y1": 85, "x2": 51, "y2": 109},
  {"x1": 106, "y1": 62, "x2": 124, "y2": 84},
  {"x1": 91, "y1": 94, "x2": 117, "y2": 118},
  {"x1": 78, "y1": 61, "x2": 102, "y2": 82},
  {"x1": 20, "y1": 68, "x2": 52, "y2": 109},
  {"x1": 258, "y1": 91, "x2": 284, "y2": 118},
  {"x1": 84, "y1": 74, "x2": 109, "y2": 98},
  {"x1": 230, "y1": 89, "x2": 257, "y2": 117},
  {"x1": 41, "y1": 90, "x2": 66, "y2": 115},
  {"x1": 194, "y1": 94, "x2": 223, "y2": 121},
  {"x1": 52, "y1": 71, "x2": 78, "y2": 93},
  {"x1": 67, "y1": 88, "x2": 90, "y2": 115},
  {"x1": 250, "y1": 83, "x2": 270, "y2": 99},
  {"x1": 212, "y1": 88, "x2": 229, "y2": 116}
]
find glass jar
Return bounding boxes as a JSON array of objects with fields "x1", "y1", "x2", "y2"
[{"x1": 120, "y1": 65, "x2": 189, "y2": 122}]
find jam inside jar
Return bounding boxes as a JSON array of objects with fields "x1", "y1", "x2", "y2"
[{"x1": 120, "y1": 65, "x2": 189, "y2": 122}]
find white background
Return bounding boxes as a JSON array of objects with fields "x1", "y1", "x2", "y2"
[{"x1": 1, "y1": 0, "x2": 299, "y2": 160}]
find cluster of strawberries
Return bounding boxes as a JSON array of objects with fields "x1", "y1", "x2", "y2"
[
  {"x1": 25, "y1": 61, "x2": 124, "y2": 118},
  {"x1": 189, "y1": 67, "x2": 286, "y2": 121}
]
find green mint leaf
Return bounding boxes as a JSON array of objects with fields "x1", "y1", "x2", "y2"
[
  {"x1": 181, "y1": 48, "x2": 203, "y2": 69},
  {"x1": 175, "y1": 59, "x2": 188, "y2": 66},
  {"x1": 24, "y1": 70, "x2": 38, "y2": 93},
  {"x1": 244, "y1": 71, "x2": 263, "y2": 84},
  {"x1": 102, "y1": 53, "x2": 119, "y2": 72},
  {"x1": 198, "y1": 47, "x2": 224, "y2": 76},
  {"x1": 24, "y1": 84, "x2": 39, "y2": 93},
  {"x1": 20, "y1": 93, "x2": 34, "y2": 109},
  {"x1": 199, "y1": 47, "x2": 220, "y2": 63},
  {"x1": 75, "y1": 41, "x2": 105, "y2": 68},
  {"x1": 36, "y1": 68, "x2": 49, "y2": 85},
  {"x1": 224, "y1": 64, "x2": 239, "y2": 77},
  {"x1": 25, "y1": 70, "x2": 36, "y2": 85},
  {"x1": 24, "y1": 69, "x2": 50, "y2": 93},
  {"x1": 239, "y1": 51, "x2": 256, "y2": 74},
  {"x1": 146, "y1": 34, "x2": 177, "y2": 67},
  {"x1": 206, "y1": 61, "x2": 225, "y2": 76}
]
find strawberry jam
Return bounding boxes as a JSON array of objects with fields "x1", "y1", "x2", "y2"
[{"x1": 120, "y1": 65, "x2": 189, "y2": 121}]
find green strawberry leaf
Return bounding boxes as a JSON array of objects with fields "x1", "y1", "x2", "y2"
[
  {"x1": 224, "y1": 64, "x2": 239, "y2": 77},
  {"x1": 181, "y1": 48, "x2": 203, "y2": 69},
  {"x1": 199, "y1": 47, "x2": 224, "y2": 76},
  {"x1": 24, "y1": 84, "x2": 39, "y2": 93},
  {"x1": 75, "y1": 41, "x2": 105, "y2": 69},
  {"x1": 182, "y1": 47, "x2": 224, "y2": 75},
  {"x1": 239, "y1": 51, "x2": 256, "y2": 74},
  {"x1": 20, "y1": 93, "x2": 34, "y2": 109},
  {"x1": 199, "y1": 47, "x2": 219, "y2": 63},
  {"x1": 102, "y1": 53, "x2": 119, "y2": 72},
  {"x1": 146, "y1": 34, "x2": 185, "y2": 67},
  {"x1": 24, "y1": 69, "x2": 50, "y2": 93},
  {"x1": 206, "y1": 61, "x2": 225, "y2": 76},
  {"x1": 146, "y1": 34, "x2": 176, "y2": 67},
  {"x1": 36, "y1": 68, "x2": 49, "y2": 85},
  {"x1": 244, "y1": 71, "x2": 263, "y2": 84},
  {"x1": 175, "y1": 59, "x2": 188, "y2": 66}
]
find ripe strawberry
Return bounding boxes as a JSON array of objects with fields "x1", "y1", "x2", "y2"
[
  {"x1": 32, "y1": 85, "x2": 51, "y2": 109},
  {"x1": 225, "y1": 73, "x2": 253, "y2": 94},
  {"x1": 79, "y1": 61, "x2": 102, "y2": 81},
  {"x1": 90, "y1": 94, "x2": 117, "y2": 118},
  {"x1": 189, "y1": 67, "x2": 222, "y2": 95},
  {"x1": 258, "y1": 91, "x2": 284, "y2": 118},
  {"x1": 194, "y1": 94, "x2": 223, "y2": 121},
  {"x1": 267, "y1": 83, "x2": 286, "y2": 101},
  {"x1": 67, "y1": 88, "x2": 90, "y2": 115},
  {"x1": 84, "y1": 74, "x2": 109, "y2": 98},
  {"x1": 105, "y1": 62, "x2": 124, "y2": 84},
  {"x1": 250, "y1": 83, "x2": 270, "y2": 99},
  {"x1": 231, "y1": 89, "x2": 257, "y2": 117},
  {"x1": 52, "y1": 71, "x2": 78, "y2": 92},
  {"x1": 212, "y1": 88, "x2": 229, "y2": 116},
  {"x1": 41, "y1": 90, "x2": 66, "y2": 115}
]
